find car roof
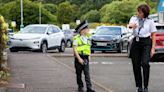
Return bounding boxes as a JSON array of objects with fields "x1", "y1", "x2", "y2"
[
  {"x1": 97, "y1": 25, "x2": 125, "y2": 29},
  {"x1": 27, "y1": 24, "x2": 59, "y2": 28},
  {"x1": 154, "y1": 23, "x2": 164, "y2": 26}
]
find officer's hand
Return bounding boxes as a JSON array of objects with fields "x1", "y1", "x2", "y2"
[
  {"x1": 129, "y1": 23, "x2": 137, "y2": 29},
  {"x1": 78, "y1": 58, "x2": 84, "y2": 65},
  {"x1": 151, "y1": 48, "x2": 155, "y2": 58}
]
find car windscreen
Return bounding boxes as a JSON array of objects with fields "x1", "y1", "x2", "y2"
[
  {"x1": 156, "y1": 26, "x2": 164, "y2": 33},
  {"x1": 20, "y1": 26, "x2": 47, "y2": 34},
  {"x1": 95, "y1": 27, "x2": 121, "y2": 35}
]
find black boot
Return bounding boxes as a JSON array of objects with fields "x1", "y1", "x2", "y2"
[
  {"x1": 78, "y1": 87, "x2": 84, "y2": 92},
  {"x1": 137, "y1": 87, "x2": 143, "y2": 92},
  {"x1": 143, "y1": 88, "x2": 148, "y2": 92},
  {"x1": 86, "y1": 88, "x2": 95, "y2": 92}
]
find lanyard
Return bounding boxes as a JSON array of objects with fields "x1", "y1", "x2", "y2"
[{"x1": 137, "y1": 18, "x2": 145, "y2": 36}]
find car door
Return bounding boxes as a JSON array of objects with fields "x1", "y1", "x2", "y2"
[
  {"x1": 52, "y1": 26, "x2": 62, "y2": 47},
  {"x1": 121, "y1": 27, "x2": 128, "y2": 50},
  {"x1": 47, "y1": 26, "x2": 56, "y2": 48}
]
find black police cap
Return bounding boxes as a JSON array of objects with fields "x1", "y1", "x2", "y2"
[{"x1": 75, "y1": 20, "x2": 89, "y2": 33}]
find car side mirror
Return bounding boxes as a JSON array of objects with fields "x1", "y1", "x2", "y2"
[
  {"x1": 122, "y1": 33, "x2": 126, "y2": 35},
  {"x1": 47, "y1": 31, "x2": 52, "y2": 35}
]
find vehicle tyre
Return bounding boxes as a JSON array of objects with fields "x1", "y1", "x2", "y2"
[
  {"x1": 41, "y1": 42, "x2": 47, "y2": 53},
  {"x1": 91, "y1": 50, "x2": 94, "y2": 53},
  {"x1": 102, "y1": 50, "x2": 106, "y2": 53},
  {"x1": 117, "y1": 43, "x2": 122, "y2": 53},
  {"x1": 10, "y1": 48, "x2": 18, "y2": 52},
  {"x1": 66, "y1": 40, "x2": 72, "y2": 48},
  {"x1": 58, "y1": 41, "x2": 65, "y2": 52}
]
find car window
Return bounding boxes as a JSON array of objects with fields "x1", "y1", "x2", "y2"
[
  {"x1": 96, "y1": 27, "x2": 121, "y2": 35},
  {"x1": 123, "y1": 27, "x2": 128, "y2": 34},
  {"x1": 52, "y1": 27, "x2": 60, "y2": 33},
  {"x1": 156, "y1": 26, "x2": 164, "y2": 32},
  {"x1": 20, "y1": 25, "x2": 47, "y2": 34},
  {"x1": 47, "y1": 27, "x2": 54, "y2": 34}
]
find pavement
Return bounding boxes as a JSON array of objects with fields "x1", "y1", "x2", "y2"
[{"x1": 6, "y1": 52, "x2": 107, "y2": 92}]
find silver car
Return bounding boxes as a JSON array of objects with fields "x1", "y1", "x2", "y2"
[{"x1": 9, "y1": 24, "x2": 65, "y2": 53}]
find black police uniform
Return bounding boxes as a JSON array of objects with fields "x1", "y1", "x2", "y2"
[{"x1": 129, "y1": 16, "x2": 157, "y2": 91}]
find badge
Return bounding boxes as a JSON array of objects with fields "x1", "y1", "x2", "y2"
[{"x1": 136, "y1": 36, "x2": 139, "y2": 42}]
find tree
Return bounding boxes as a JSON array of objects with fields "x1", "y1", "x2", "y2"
[
  {"x1": 100, "y1": 0, "x2": 145, "y2": 24},
  {"x1": 57, "y1": 1, "x2": 78, "y2": 24},
  {"x1": 0, "y1": 0, "x2": 57, "y2": 29},
  {"x1": 81, "y1": 10, "x2": 100, "y2": 22},
  {"x1": 44, "y1": 3, "x2": 58, "y2": 15}
]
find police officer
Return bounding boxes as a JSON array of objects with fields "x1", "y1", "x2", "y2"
[
  {"x1": 128, "y1": 4, "x2": 157, "y2": 92},
  {"x1": 73, "y1": 20, "x2": 95, "y2": 92}
]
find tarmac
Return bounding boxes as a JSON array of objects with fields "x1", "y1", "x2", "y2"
[{"x1": 6, "y1": 52, "x2": 107, "y2": 92}]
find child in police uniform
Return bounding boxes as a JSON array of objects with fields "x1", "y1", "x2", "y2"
[{"x1": 73, "y1": 20, "x2": 95, "y2": 92}]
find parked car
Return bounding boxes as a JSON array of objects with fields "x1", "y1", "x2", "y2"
[
  {"x1": 9, "y1": 24, "x2": 65, "y2": 53},
  {"x1": 152, "y1": 23, "x2": 164, "y2": 60},
  {"x1": 63, "y1": 29, "x2": 75, "y2": 47},
  {"x1": 127, "y1": 23, "x2": 164, "y2": 59},
  {"x1": 7, "y1": 29, "x2": 14, "y2": 37},
  {"x1": 91, "y1": 26, "x2": 129, "y2": 53}
]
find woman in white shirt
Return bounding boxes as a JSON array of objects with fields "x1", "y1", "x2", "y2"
[{"x1": 128, "y1": 4, "x2": 157, "y2": 92}]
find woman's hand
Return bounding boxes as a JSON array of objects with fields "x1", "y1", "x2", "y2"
[
  {"x1": 128, "y1": 23, "x2": 137, "y2": 29},
  {"x1": 151, "y1": 48, "x2": 155, "y2": 58}
]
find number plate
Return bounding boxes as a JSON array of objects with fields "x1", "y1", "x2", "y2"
[{"x1": 97, "y1": 42, "x2": 107, "y2": 46}]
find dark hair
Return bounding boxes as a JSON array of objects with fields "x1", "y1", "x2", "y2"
[{"x1": 137, "y1": 4, "x2": 150, "y2": 18}]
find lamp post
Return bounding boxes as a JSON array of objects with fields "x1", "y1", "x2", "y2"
[
  {"x1": 39, "y1": 0, "x2": 42, "y2": 24},
  {"x1": 20, "y1": 0, "x2": 24, "y2": 31}
]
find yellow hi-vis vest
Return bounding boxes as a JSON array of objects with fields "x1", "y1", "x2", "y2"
[{"x1": 73, "y1": 34, "x2": 91, "y2": 55}]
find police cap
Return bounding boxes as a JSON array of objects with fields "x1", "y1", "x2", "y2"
[{"x1": 75, "y1": 20, "x2": 89, "y2": 33}]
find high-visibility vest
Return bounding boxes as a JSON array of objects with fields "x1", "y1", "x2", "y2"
[{"x1": 73, "y1": 34, "x2": 91, "y2": 55}]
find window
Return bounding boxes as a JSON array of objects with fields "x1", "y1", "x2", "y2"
[{"x1": 52, "y1": 26, "x2": 60, "y2": 33}]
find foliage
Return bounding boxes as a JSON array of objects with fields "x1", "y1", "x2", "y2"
[
  {"x1": 43, "y1": 3, "x2": 58, "y2": 15},
  {"x1": 0, "y1": 0, "x2": 159, "y2": 26},
  {"x1": 81, "y1": 10, "x2": 100, "y2": 22},
  {"x1": 0, "y1": 0, "x2": 57, "y2": 29},
  {"x1": 57, "y1": 1, "x2": 78, "y2": 24},
  {"x1": 100, "y1": 0, "x2": 146, "y2": 24}
]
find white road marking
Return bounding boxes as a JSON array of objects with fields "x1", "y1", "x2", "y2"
[
  {"x1": 89, "y1": 62, "x2": 99, "y2": 64},
  {"x1": 102, "y1": 62, "x2": 114, "y2": 65},
  {"x1": 151, "y1": 62, "x2": 164, "y2": 65},
  {"x1": 73, "y1": 61, "x2": 164, "y2": 65}
]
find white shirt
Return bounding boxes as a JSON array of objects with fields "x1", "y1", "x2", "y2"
[
  {"x1": 129, "y1": 16, "x2": 157, "y2": 37},
  {"x1": 73, "y1": 35, "x2": 88, "y2": 47}
]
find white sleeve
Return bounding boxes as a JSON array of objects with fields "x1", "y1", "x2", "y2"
[
  {"x1": 150, "y1": 20, "x2": 157, "y2": 33},
  {"x1": 129, "y1": 16, "x2": 138, "y2": 24},
  {"x1": 73, "y1": 40, "x2": 78, "y2": 47}
]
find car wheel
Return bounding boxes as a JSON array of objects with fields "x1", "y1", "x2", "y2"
[
  {"x1": 91, "y1": 50, "x2": 94, "y2": 53},
  {"x1": 117, "y1": 43, "x2": 122, "y2": 53},
  {"x1": 102, "y1": 50, "x2": 106, "y2": 53},
  {"x1": 41, "y1": 42, "x2": 47, "y2": 53},
  {"x1": 58, "y1": 41, "x2": 65, "y2": 52},
  {"x1": 10, "y1": 48, "x2": 18, "y2": 52},
  {"x1": 66, "y1": 40, "x2": 72, "y2": 48}
]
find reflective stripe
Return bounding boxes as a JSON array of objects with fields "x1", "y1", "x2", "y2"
[{"x1": 73, "y1": 34, "x2": 91, "y2": 55}]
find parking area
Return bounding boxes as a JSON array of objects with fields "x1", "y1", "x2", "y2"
[{"x1": 52, "y1": 54, "x2": 164, "y2": 92}]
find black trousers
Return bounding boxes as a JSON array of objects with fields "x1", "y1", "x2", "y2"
[
  {"x1": 130, "y1": 37, "x2": 152, "y2": 88},
  {"x1": 74, "y1": 55, "x2": 92, "y2": 89}
]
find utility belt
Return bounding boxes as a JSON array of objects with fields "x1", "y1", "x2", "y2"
[
  {"x1": 79, "y1": 54, "x2": 89, "y2": 59},
  {"x1": 134, "y1": 36, "x2": 151, "y2": 42},
  {"x1": 79, "y1": 54, "x2": 89, "y2": 65}
]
